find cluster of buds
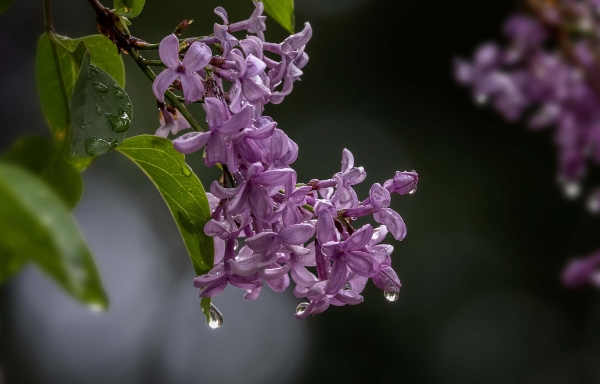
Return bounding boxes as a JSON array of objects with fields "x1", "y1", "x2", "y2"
[
  {"x1": 152, "y1": 3, "x2": 418, "y2": 317},
  {"x1": 455, "y1": 2, "x2": 600, "y2": 210}
]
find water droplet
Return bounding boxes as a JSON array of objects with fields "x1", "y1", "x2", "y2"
[
  {"x1": 562, "y1": 182, "x2": 580, "y2": 199},
  {"x1": 342, "y1": 283, "x2": 351, "y2": 291},
  {"x1": 92, "y1": 82, "x2": 108, "y2": 93},
  {"x1": 181, "y1": 165, "x2": 192, "y2": 176},
  {"x1": 409, "y1": 185, "x2": 417, "y2": 194},
  {"x1": 384, "y1": 290, "x2": 399, "y2": 302},
  {"x1": 234, "y1": 239, "x2": 239, "y2": 250},
  {"x1": 476, "y1": 94, "x2": 488, "y2": 105},
  {"x1": 208, "y1": 303, "x2": 223, "y2": 329},
  {"x1": 85, "y1": 138, "x2": 118, "y2": 156},
  {"x1": 112, "y1": 84, "x2": 120, "y2": 89},
  {"x1": 101, "y1": 96, "x2": 105, "y2": 101},
  {"x1": 95, "y1": 104, "x2": 102, "y2": 115},
  {"x1": 107, "y1": 109, "x2": 131, "y2": 133},
  {"x1": 114, "y1": 90, "x2": 124, "y2": 99},
  {"x1": 88, "y1": 303, "x2": 103, "y2": 312},
  {"x1": 296, "y1": 302, "x2": 309, "y2": 315}
]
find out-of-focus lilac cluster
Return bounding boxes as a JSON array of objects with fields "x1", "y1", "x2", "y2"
[
  {"x1": 562, "y1": 250, "x2": 600, "y2": 288},
  {"x1": 151, "y1": 3, "x2": 418, "y2": 317},
  {"x1": 455, "y1": 3, "x2": 600, "y2": 210}
]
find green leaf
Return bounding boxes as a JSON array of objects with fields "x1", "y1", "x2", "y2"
[
  {"x1": 116, "y1": 135, "x2": 214, "y2": 275},
  {"x1": 262, "y1": 0, "x2": 295, "y2": 34},
  {"x1": 1, "y1": 136, "x2": 83, "y2": 210},
  {"x1": 70, "y1": 52, "x2": 133, "y2": 158},
  {"x1": 113, "y1": 0, "x2": 145, "y2": 18},
  {"x1": 58, "y1": 35, "x2": 125, "y2": 88},
  {"x1": 0, "y1": 163, "x2": 108, "y2": 309},
  {"x1": 36, "y1": 34, "x2": 125, "y2": 171},
  {"x1": 0, "y1": 0, "x2": 15, "y2": 14}
]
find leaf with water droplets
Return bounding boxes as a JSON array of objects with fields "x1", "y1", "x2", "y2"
[
  {"x1": 116, "y1": 135, "x2": 214, "y2": 318},
  {"x1": 113, "y1": 0, "x2": 145, "y2": 18},
  {"x1": 1, "y1": 136, "x2": 83, "y2": 210},
  {"x1": 0, "y1": 163, "x2": 108, "y2": 308},
  {"x1": 70, "y1": 52, "x2": 132, "y2": 158}
]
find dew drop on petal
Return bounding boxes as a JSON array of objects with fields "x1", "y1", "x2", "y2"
[
  {"x1": 409, "y1": 185, "x2": 417, "y2": 194},
  {"x1": 208, "y1": 303, "x2": 223, "y2": 329},
  {"x1": 295, "y1": 302, "x2": 309, "y2": 315},
  {"x1": 384, "y1": 290, "x2": 399, "y2": 302},
  {"x1": 342, "y1": 283, "x2": 351, "y2": 291}
]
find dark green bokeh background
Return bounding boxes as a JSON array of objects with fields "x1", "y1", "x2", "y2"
[{"x1": 2, "y1": 0, "x2": 600, "y2": 383}]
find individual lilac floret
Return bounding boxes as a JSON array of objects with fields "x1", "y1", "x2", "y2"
[
  {"x1": 562, "y1": 251, "x2": 600, "y2": 288},
  {"x1": 155, "y1": 106, "x2": 191, "y2": 138},
  {"x1": 152, "y1": 34, "x2": 211, "y2": 104}
]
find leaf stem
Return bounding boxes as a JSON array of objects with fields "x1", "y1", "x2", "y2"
[{"x1": 43, "y1": 0, "x2": 71, "y2": 148}]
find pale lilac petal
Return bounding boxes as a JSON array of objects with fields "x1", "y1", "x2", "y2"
[
  {"x1": 245, "y1": 54, "x2": 267, "y2": 77},
  {"x1": 334, "y1": 290, "x2": 364, "y2": 305},
  {"x1": 203, "y1": 97, "x2": 227, "y2": 130},
  {"x1": 343, "y1": 224, "x2": 374, "y2": 252},
  {"x1": 242, "y1": 78, "x2": 270, "y2": 102},
  {"x1": 205, "y1": 134, "x2": 228, "y2": 166},
  {"x1": 214, "y1": 238, "x2": 225, "y2": 264},
  {"x1": 344, "y1": 166, "x2": 367, "y2": 185},
  {"x1": 373, "y1": 208, "x2": 407, "y2": 241},
  {"x1": 199, "y1": 278, "x2": 228, "y2": 297},
  {"x1": 228, "y1": 254, "x2": 259, "y2": 276},
  {"x1": 306, "y1": 281, "x2": 327, "y2": 300},
  {"x1": 311, "y1": 298, "x2": 331, "y2": 315},
  {"x1": 180, "y1": 72, "x2": 205, "y2": 104},
  {"x1": 193, "y1": 265, "x2": 225, "y2": 286},
  {"x1": 155, "y1": 124, "x2": 170, "y2": 138},
  {"x1": 214, "y1": 6, "x2": 228, "y2": 24},
  {"x1": 244, "y1": 287, "x2": 261, "y2": 300},
  {"x1": 248, "y1": 184, "x2": 273, "y2": 221},
  {"x1": 252, "y1": 168, "x2": 294, "y2": 186},
  {"x1": 229, "y1": 275, "x2": 262, "y2": 290},
  {"x1": 345, "y1": 251, "x2": 378, "y2": 277},
  {"x1": 316, "y1": 214, "x2": 336, "y2": 244},
  {"x1": 152, "y1": 69, "x2": 178, "y2": 102},
  {"x1": 270, "y1": 129, "x2": 288, "y2": 160},
  {"x1": 373, "y1": 266, "x2": 402, "y2": 292},
  {"x1": 245, "y1": 231, "x2": 279, "y2": 253},
  {"x1": 182, "y1": 42, "x2": 212, "y2": 72},
  {"x1": 158, "y1": 34, "x2": 181, "y2": 68},
  {"x1": 282, "y1": 22, "x2": 312, "y2": 54},
  {"x1": 278, "y1": 223, "x2": 315, "y2": 245},
  {"x1": 172, "y1": 111, "x2": 191, "y2": 134},
  {"x1": 259, "y1": 262, "x2": 292, "y2": 280},
  {"x1": 290, "y1": 266, "x2": 318, "y2": 287},
  {"x1": 219, "y1": 106, "x2": 251, "y2": 134},
  {"x1": 325, "y1": 260, "x2": 347, "y2": 295},
  {"x1": 266, "y1": 273, "x2": 290, "y2": 292},
  {"x1": 210, "y1": 181, "x2": 243, "y2": 199},
  {"x1": 341, "y1": 148, "x2": 354, "y2": 173},
  {"x1": 172, "y1": 131, "x2": 211, "y2": 154}
]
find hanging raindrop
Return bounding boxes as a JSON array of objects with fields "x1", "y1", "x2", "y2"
[
  {"x1": 409, "y1": 185, "x2": 417, "y2": 194},
  {"x1": 384, "y1": 290, "x2": 399, "y2": 302},
  {"x1": 207, "y1": 303, "x2": 223, "y2": 329},
  {"x1": 295, "y1": 302, "x2": 309, "y2": 315}
]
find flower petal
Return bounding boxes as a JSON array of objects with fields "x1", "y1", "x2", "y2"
[
  {"x1": 158, "y1": 34, "x2": 181, "y2": 68},
  {"x1": 325, "y1": 260, "x2": 347, "y2": 295},
  {"x1": 219, "y1": 105, "x2": 251, "y2": 134},
  {"x1": 180, "y1": 73, "x2": 205, "y2": 104},
  {"x1": 373, "y1": 208, "x2": 407, "y2": 241},
  {"x1": 341, "y1": 148, "x2": 354, "y2": 173},
  {"x1": 203, "y1": 97, "x2": 227, "y2": 130},
  {"x1": 199, "y1": 277, "x2": 228, "y2": 297},
  {"x1": 182, "y1": 42, "x2": 212, "y2": 72},
  {"x1": 343, "y1": 224, "x2": 374, "y2": 252},
  {"x1": 172, "y1": 131, "x2": 212, "y2": 154},
  {"x1": 278, "y1": 223, "x2": 315, "y2": 245},
  {"x1": 252, "y1": 168, "x2": 295, "y2": 187},
  {"x1": 245, "y1": 231, "x2": 279, "y2": 253},
  {"x1": 152, "y1": 69, "x2": 178, "y2": 102},
  {"x1": 345, "y1": 251, "x2": 378, "y2": 277}
]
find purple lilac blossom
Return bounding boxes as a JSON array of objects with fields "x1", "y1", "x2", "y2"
[
  {"x1": 152, "y1": 4, "x2": 418, "y2": 318},
  {"x1": 455, "y1": 1, "x2": 600, "y2": 290},
  {"x1": 454, "y1": 6, "x2": 600, "y2": 202}
]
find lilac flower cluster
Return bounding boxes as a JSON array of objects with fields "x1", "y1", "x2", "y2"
[
  {"x1": 454, "y1": 4, "x2": 600, "y2": 209},
  {"x1": 151, "y1": 3, "x2": 418, "y2": 317}
]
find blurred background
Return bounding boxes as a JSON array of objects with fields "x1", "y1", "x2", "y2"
[{"x1": 2, "y1": 0, "x2": 600, "y2": 383}]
